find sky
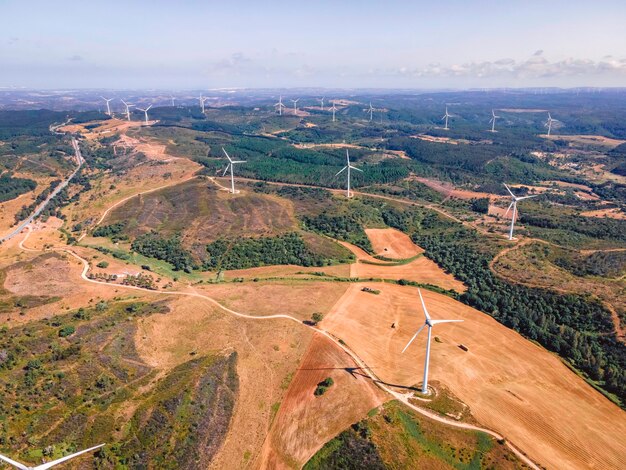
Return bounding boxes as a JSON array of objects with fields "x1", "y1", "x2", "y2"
[{"x1": 1, "y1": 0, "x2": 625, "y2": 89}]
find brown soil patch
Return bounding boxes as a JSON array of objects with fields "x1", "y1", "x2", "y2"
[
  {"x1": 580, "y1": 207, "x2": 626, "y2": 220},
  {"x1": 322, "y1": 283, "x2": 626, "y2": 470},
  {"x1": 198, "y1": 281, "x2": 350, "y2": 322},
  {"x1": 365, "y1": 228, "x2": 423, "y2": 259},
  {"x1": 340, "y1": 241, "x2": 465, "y2": 293},
  {"x1": 543, "y1": 134, "x2": 626, "y2": 149},
  {"x1": 134, "y1": 295, "x2": 313, "y2": 469},
  {"x1": 258, "y1": 334, "x2": 385, "y2": 468},
  {"x1": 222, "y1": 263, "x2": 350, "y2": 280}
]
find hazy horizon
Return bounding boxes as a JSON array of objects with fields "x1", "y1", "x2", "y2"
[{"x1": 2, "y1": 0, "x2": 625, "y2": 89}]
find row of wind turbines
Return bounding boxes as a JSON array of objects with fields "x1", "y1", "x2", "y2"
[
  {"x1": 274, "y1": 96, "x2": 379, "y2": 123},
  {"x1": 442, "y1": 105, "x2": 557, "y2": 135}
]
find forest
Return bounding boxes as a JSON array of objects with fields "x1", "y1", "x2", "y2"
[{"x1": 0, "y1": 175, "x2": 37, "y2": 203}]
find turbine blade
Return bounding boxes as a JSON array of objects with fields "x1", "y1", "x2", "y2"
[
  {"x1": 517, "y1": 194, "x2": 539, "y2": 200},
  {"x1": 222, "y1": 164, "x2": 230, "y2": 176},
  {"x1": 34, "y1": 444, "x2": 105, "y2": 470},
  {"x1": 335, "y1": 166, "x2": 348, "y2": 177},
  {"x1": 430, "y1": 319, "x2": 463, "y2": 325},
  {"x1": 504, "y1": 201, "x2": 514, "y2": 217},
  {"x1": 222, "y1": 147, "x2": 232, "y2": 162},
  {"x1": 0, "y1": 454, "x2": 29, "y2": 470},
  {"x1": 232, "y1": 160, "x2": 246, "y2": 164},
  {"x1": 417, "y1": 288, "x2": 431, "y2": 321},
  {"x1": 503, "y1": 183, "x2": 515, "y2": 198},
  {"x1": 401, "y1": 324, "x2": 426, "y2": 353},
  {"x1": 349, "y1": 165, "x2": 363, "y2": 172}
]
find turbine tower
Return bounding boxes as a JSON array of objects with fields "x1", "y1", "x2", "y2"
[
  {"x1": 318, "y1": 97, "x2": 325, "y2": 111},
  {"x1": 101, "y1": 97, "x2": 113, "y2": 116},
  {"x1": 170, "y1": 95, "x2": 176, "y2": 107},
  {"x1": 489, "y1": 109, "x2": 500, "y2": 132},
  {"x1": 120, "y1": 99, "x2": 134, "y2": 121},
  {"x1": 199, "y1": 95, "x2": 207, "y2": 113},
  {"x1": 402, "y1": 289, "x2": 463, "y2": 395},
  {"x1": 367, "y1": 102, "x2": 374, "y2": 121},
  {"x1": 335, "y1": 149, "x2": 362, "y2": 198},
  {"x1": 442, "y1": 106, "x2": 451, "y2": 130},
  {"x1": 503, "y1": 183, "x2": 539, "y2": 240},
  {"x1": 275, "y1": 95, "x2": 286, "y2": 115},
  {"x1": 0, "y1": 444, "x2": 105, "y2": 470},
  {"x1": 291, "y1": 98, "x2": 300, "y2": 116},
  {"x1": 222, "y1": 147, "x2": 246, "y2": 194},
  {"x1": 136, "y1": 104, "x2": 152, "y2": 124},
  {"x1": 545, "y1": 112, "x2": 556, "y2": 136},
  {"x1": 330, "y1": 101, "x2": 338, "y2": 122}
]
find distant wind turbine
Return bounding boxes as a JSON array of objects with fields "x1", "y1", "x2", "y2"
[
  {"x1": 136, "y1": 104, "x2": 152, "y2": 124},
  {"x1": 170, "y1": 95, "x2": 176, "y2": 107},
  {"x1": 503, "y1": 183, "x2": 539, "y2": 240},
  {"x1": 545, "y1": 112, "x2": 556, "y2": 136},
  {"x1": 120, "y1": 99, "x2": 134, "y2": 121},
  {"x1": 199, "y1": 95, "x2": 207, "y2": 113},
  {"x1": 318, "y1": 97, "x2": 325, "y2": 111},
  {"x1": 100, "y1": 97, "x2": 113, "y2": 117},
  {"x1": 275, "y1": 95, "x2": 286, "y2": 115},
  {"x1": 221, "y1": 147, "x2": 246, "y2": 194},
  {"x1": 0, "y1": 444, "x2": 105, "y2": 470},
  {"x1": 489, "y1": 109, "x2": 500, "y2": 132},
  {"x1": 330, "y1": 101, "x2": 338, "y2": 122},
  {"x1": 442, "y1": 106, "x2": 451, "y2": 130},
  {"x1": 366, "y1": 102, "x2": 374, "y2": 121},
  {"x1": 402, "y1": 289, "x2": 463, "y2": 395},
  {"x1": 291, "y1": 98, "x2": 300, "y2": 116},
  {"x1": 335, "y1": 149, "x2": 362, "y2": 198}
]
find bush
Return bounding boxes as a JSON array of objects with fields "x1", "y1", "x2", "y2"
[
  {"x1": 314, "y1": 377, "x2": 334, "y2": 396},
  {"x1": 96, "y1": 261, "x2": 109, "y2": 268},
  {"x1": 311, "y1": 312, "x2": 324, "y2": 325},
  {"x1": 58, "y1": 326, "x2": 76, "y2": 338}
]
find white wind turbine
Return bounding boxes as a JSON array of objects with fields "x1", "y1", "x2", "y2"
[
  {"x1": 366, "y1": 102, "x2": 374, "y2": 121},
  {"x1": 275, "y1": 95, "x2": 286, "y2": 115},
  {"x1": 318, "y1": 97, "x2": 325, "y2": 111},
  {"x1": 442, "y1": 106, "x2": 451, "y2": 130},
  {"x1": 199, "y1": 95, "x2": 208, "y2": 113},
  {"x1": 136, "y1": 104, "x2": 152, "y2": 124},
  {"x1": 291, "y1": 98, "x2": 300, "y2": 116},
  {"x1": 120, "y1": 99, "x2": 134, "y2": 121},
  {"x1": 221, "y1": 147, "x2": 246, "y2": 194},
  {"x1": 330, "y1": 101, "x2": 338, "y2": 122},
  {"x1": 402, "y1": 289, "x2": 463, "y2": 395},
  {"x1": 335, "y1": 149, "x2": 362, "y2": 198},
  {"x1": 170, "y1": 95, "x2": 176, "y2": 107},
  {"x1": 0, "y1": 444, "x2": 105, "y2": 470},
  {"x1": 100, "y1": 97, "x2": 113, "y2": 116},
  {"x1": 545, "y1": 112, "x2": 556, "y2": 136},
  {"x1": 489, "y1": 109, "x2": 500, "y2": 132},
  {"x1": 503, "y1": 183, "x2": 539, "y2": 240}
]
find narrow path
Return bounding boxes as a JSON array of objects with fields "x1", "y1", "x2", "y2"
[
  {"x1": 0, "y1": 138, "x2": 83, "y2": 244},
  {"x1": 17, "y1": 229, "x2": 539, "y2": 470}
]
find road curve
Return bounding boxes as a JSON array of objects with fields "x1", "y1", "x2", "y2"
[{"x1": 0, "y1": 138, "x2": 83, "y2": 245}]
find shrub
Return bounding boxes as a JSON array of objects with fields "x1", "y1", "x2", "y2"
[
  {"x1": 96, "y1": 261, "x2": 109, "y2": 268},
  {"x1": 314, "y1": 377, "x2": 334, "y2": 396},
  {"x1": 58, "y1": 326, "x2": 76, "y2": 338}
]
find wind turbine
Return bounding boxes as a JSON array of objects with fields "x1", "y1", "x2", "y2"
[
  {"x1": 366, "y1": 102, "x2": 374, "y2": 121},
  {"x1": 275, "y1": 95, "x2": 286, "y2": 115},
  {"x1": 545, "y1": 112, "x2": 556, "y2": 136},
  {"x1": 318, "y1": 97, "x2": 325, "y2": 111},
  {"x1": 291, "y1": 98, "x2": 300, "y2": 116},
  {"x1": 136, "y1": 104, "x2": 152, "y2": 124},
  {"x1": 330, "y1": 101, "x2": 338, "y2": 122},
  {"x1": 335, "y1": 149, "x2": 362, "y2": 198},
  {"x1": 120, "y1": 99, "x2": 134, "y2": 121},
  {"x1": 100, "y1": 97, "x2": 113, "y2": 117},
  {"x1": 199, "y1": 95, "x2": 207, "y2": 113},
  {"x1": 503, "y1": 183, "x2": 539, "y2": 240},
  {"x1": 401, "y1": 289, "x2": 463, "y2": 395},
  {"x1": 442, "y1": 106, "x2": 451, "y2": 130},
  {"x1": 0, "y1": 444, "x2": 105, "y2": 470},
  {"x1": 489, "y1": 109, "x2": 500, "y2": 132},
  {"x1": 170, "y1": 95, "x2": 176, "y2": 107},
  {"x1": 221, "y1": 147, "x2": 246, "y2": 194}
]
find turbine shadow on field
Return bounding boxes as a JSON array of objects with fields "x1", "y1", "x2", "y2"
[{"x1": 297, "y1": 366, "x2": 420, "y2": 391}]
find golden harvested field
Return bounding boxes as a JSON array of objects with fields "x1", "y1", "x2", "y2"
[
  {"x1": 321, "y1": 283, "x2": 626, "y2": 470},
  {"x1": 414, "y1": 177, "x2": 494, "y2": 200},
  {"x1": 542, "y1": 134, "x2": 626, "y2": 148},
  {"x1": 365, "y1": 227, "x2": 423, "y2": 259},
  {"x1": 339, "y1": 241, "x2": 466, "y2": 293},
  {"x1": 221, "y1": 263, "x2": 350, "y2": 280},
  {"x1": 198, "y1": 280, "x2": 350, "y2": 322},
  {"x1": 258, "y1": 333, "x2": 385, "y2": 468},
  {"x1": 580, "y1": 207, "x2": 626, "y2": 220},
  {"x1": 134, "y1": 295, "x2": 313, "y2": 469}
]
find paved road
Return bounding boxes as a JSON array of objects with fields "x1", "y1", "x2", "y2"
[{"x1": 0, "y1": 138, "x2": 83, "y2": 245}]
